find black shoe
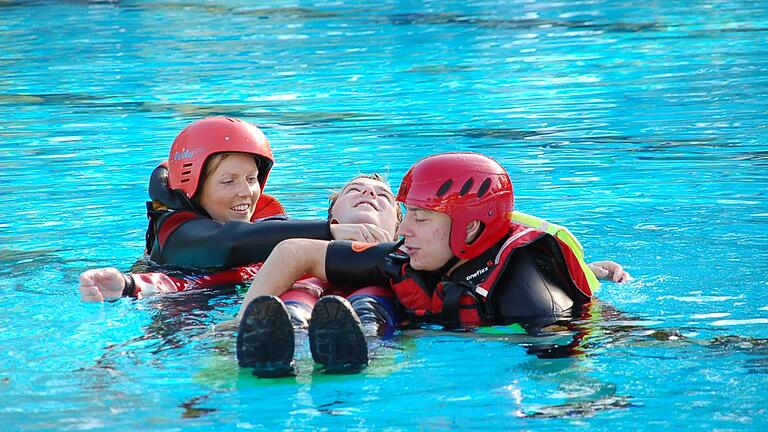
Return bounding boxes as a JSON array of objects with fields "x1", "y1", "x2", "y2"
[
  {"x1": 236, "y1": 295, "x2": 295, "y2": 378},
  {"x1": 309, "y1": 295, "x2": 368, "y2": 374}
]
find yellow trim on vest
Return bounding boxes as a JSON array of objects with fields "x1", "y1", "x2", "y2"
[{"x1": 510, "y1": 211, "x2": 601, "y2": 293}]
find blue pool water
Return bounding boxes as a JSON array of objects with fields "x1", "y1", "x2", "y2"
[{"x1": 2, "y1": 0, "x2": 768, "y2": 430}]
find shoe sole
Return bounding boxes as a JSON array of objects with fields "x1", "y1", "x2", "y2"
[
  {"x1": 309, "y1": 295, "x2": 368, "y2": 374},
  {"x1": 236, "y1": 296, "x2": 295, "y2": 378}
]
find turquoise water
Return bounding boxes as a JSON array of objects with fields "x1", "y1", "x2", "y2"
[{"x1": 2, "y1": 0, "x2": 768, "y2": 430}]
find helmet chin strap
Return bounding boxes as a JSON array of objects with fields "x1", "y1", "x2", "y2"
[{"x1": 433, "y1": 221, "x2": 472, "y2": 275}]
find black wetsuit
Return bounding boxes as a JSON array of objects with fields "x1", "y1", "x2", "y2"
[{"x1": 148, "y1": 211, "x2": 333, "y2": 269}]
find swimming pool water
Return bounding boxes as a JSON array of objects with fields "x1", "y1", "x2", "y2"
[{"x1": 1, "y1": 0, "x2": 767, "y2": 430}]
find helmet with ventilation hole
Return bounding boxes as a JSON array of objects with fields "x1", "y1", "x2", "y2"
[
  {"x1": 166, "y1": 116, "x2": 273, "y2": 198},
  {"x1": 396, "y1": 152, "x2": 514, "y2": 259}
]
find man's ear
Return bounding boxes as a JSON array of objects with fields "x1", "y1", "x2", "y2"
[{"x1": 465, "y1": 220, "x2": 482, "y2": 243}]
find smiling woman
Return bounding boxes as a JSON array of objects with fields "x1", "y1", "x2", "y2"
[
  {"x1": 197, "y1": 153, "x2": 262, "y2": 223},
  {"x1": 139, "y1": 117, "x2": 390, "y2": 270}
]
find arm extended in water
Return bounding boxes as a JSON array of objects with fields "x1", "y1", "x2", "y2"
[{"x1": 79, "y1": 268, "x2": 194, "y2": 302}]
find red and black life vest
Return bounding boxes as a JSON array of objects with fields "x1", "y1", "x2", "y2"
[{"x1": 389, "y1": 222, "x2": 594, "y2": 328}]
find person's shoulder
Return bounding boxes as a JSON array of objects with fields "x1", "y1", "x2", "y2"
[
  {"x1": 155, "y1": 210, "x2": 206, "y2": 248},
  {"x1": 160, "y1": 210, "x2": 201, "y2": 226}
]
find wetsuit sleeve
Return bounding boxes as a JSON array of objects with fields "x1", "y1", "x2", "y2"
[
  {"x1": 158, "y1": 217, "x2": 332, "y2": 269},
  {"x1": 324, "y1": 241, "x2": 395, "y2": 287}
]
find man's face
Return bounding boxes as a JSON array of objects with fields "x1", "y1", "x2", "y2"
[
  {"x1": 330, "y1": 177, "x2": 399, "y2": 239},
  {"x1": 396, "y1": 205, "x2": 454, "y2": 271}
]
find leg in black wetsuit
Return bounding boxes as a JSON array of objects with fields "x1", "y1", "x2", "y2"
[
  {"x1": 238, "y1": 291, "x2": 399, "y2": 376},
  {"x1": 309, "y1": 296, "x2": 368, "y2": 374},
  {"x1": 349, "y1": 294, "x2": 398, "y2": 338}
]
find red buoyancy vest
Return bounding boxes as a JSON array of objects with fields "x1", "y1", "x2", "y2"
[
  {"x1": 251, "y1": 194, "x2": 286, "y2": 220},
  {"x1": 126, "y1": 264, "x2": 264, "y2": 298},
  {"x1": 126, "y1": 264, "x2": 327, "y2": 301},
  {"x1": 390, "y1": 222, "x2": 594, "y2": 327}
]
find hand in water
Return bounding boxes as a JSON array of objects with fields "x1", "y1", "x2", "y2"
[
  {"x1": 79, "y1": 268, "x2": 126, "y2": 302},
  {"x1": 589, "y1": 260, "x2": 631, "y2": 283}
]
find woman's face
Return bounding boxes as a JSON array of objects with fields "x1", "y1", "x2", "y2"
[
  {"x1": 198, "y1": 153, "x2": 261, "y2": 223},
  {"x1": 330, "y1": 177, "x2": 399, "y2": 238}
]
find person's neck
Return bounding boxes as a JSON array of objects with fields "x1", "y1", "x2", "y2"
[
  {"x1": 445, "y1": 258, "x2": 466, "y2": 276},
  {"x1": 330, "y1": 217, "x2": 395, "y2": 239},
  {"x1": 439, "y1": 256, "x2": 462, "y2": 277}
]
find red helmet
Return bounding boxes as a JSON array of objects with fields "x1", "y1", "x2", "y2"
[
  {"x1": 167, "y1": 117, "x2": 274, "y2": 198},
  {"x1": 396, "y1": 152, "x2": 514, "y2": 259}
]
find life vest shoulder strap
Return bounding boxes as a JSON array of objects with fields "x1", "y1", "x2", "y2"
[
  {"x1": 479, "y1": 222, "x2": 597, "y2": 301},
  {"x1": 155, "y1": 210, "x2": 198, "y2": 251},
  {"x1": 472, "y1": 223, "x2": 548, "y2": 299},
  {"x1": 510, "y1": 212, "x2": 599, "y2": 291},
  {"x1": 511, "y1": 210, "x2": 585, "y2": 258},
  {"x1": 550, "y1": 235, "x2": 596, "y2": 298},
  {"x1": 436, "y1": 281, "x2": 484, "y2": 328}
]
